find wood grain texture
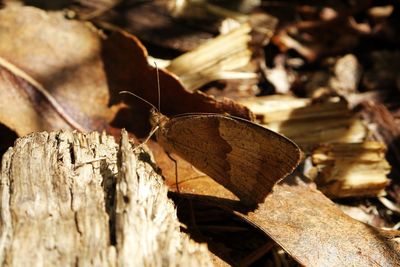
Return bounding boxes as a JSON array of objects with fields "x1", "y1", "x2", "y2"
[
  {"x1": 117, "y1": 130, "x2": 212, "y2": 267},
  {"x1": 155, "y1": 113, "x2": 302, "y2": 206},
  {"x1": 0, "y1": 130, "x2": 211, "y2": 266},
  {"x1": 0, "y1": 131, "x2": 117, "y2": 266}
]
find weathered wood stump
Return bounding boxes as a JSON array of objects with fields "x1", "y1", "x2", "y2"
[{"x1": 0, "y1": 130, "x2": 211, "y2": 266}]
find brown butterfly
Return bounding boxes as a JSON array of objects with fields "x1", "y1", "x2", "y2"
[{"x1": 149, "y1": 109, "x2": 301, "y2": 206}]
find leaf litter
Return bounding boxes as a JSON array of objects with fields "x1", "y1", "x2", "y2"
[{"x1": 1, "y1": 1, "x2": 400, "y2": 266}]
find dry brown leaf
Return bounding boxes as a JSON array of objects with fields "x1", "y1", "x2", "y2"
[
  {"x1": 0, "y1": 5, "x2": 116, "y2": 135},
  {"x1": 102, "y1": 29, "x2": 254, "y2": 138},
  {"x1": 103, "y1": 30, "x2": 254, "y2": 119},
  {"x1": 241, "y1": 178, "x2": 400, "y2": 266},
  {"x1": 0, "y1": 5, "x2": 252, "y2": 139},
  {"x1": 0, "y1": 66, "x2": 74, "y2": 135}
]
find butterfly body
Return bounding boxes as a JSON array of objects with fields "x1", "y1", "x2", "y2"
[{"x1": 150, "y1": 109, "x2": 301, "y2": 206}]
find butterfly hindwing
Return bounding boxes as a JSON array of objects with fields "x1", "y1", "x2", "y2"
[{"x1": 157, "y1": 114, "x2": 301, "y2": 205}]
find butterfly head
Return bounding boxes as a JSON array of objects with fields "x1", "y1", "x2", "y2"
[{"x1": 150, "y1": 108, "x2": 169, "y2": 132}]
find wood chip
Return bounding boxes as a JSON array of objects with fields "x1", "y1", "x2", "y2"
[
  {"x1": 311, "y1": 141, "x2": 391, "y2": 198},
  {"x1": 239, "y1": 95, "x2": 367, "y2": 150},
  {"x1": 167, "y1": 23, "x2": 255, "y2": 91}
]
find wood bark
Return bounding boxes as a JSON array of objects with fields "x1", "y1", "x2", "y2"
[{"x1": 0, "y1": 130, "x2": 211, "y2": 266}]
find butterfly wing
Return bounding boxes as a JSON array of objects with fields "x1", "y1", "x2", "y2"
[{"x1": 157, "y1": 114, "x2": 302, "y2": 206}]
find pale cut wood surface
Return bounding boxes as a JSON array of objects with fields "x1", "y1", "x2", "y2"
[
  {"x1": 0, "y1": 130, "x2": 211, "y2": 266},
  {"x1": 311, "y1": 141, "x2": 390, "y2": 198}
]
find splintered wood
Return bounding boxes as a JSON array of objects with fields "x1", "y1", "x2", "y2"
[
  {"x1": 311, "y1": 142, "x2": 390, "y2": 198},
  {"x1": 166, "y1": 23, "x2": 255, "y2": 91},
  {"x1": 0, "y1": 130, "x2": 211, "y2": 267},
  {"x1": 239, "y1": 95, "x2": 367, "y2": 150},
  {"x1": 240, "y1": 95, "x2": 390, "y2": 198}
]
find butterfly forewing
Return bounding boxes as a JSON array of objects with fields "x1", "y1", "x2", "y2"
[{"x1": 157, "y1": 114, "x2": 302, "y2": 206}]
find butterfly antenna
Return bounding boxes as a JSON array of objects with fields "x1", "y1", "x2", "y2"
[
  {"x1": 154, "y1": 62, "x2": 161, "y2": 113},
  {"x1": 119, "y1": 91, "x2": 158, "y2": 112}
]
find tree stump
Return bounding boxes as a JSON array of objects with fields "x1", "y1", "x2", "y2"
[{"x1": 0, "y1": 130, "x2": 211, "y2": 266}]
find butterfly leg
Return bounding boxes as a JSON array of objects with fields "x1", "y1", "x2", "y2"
[
  {"x1": 164, "y1": 155, "x2": 203, "y2": 234},
  {"x1": 166, "y1": 152, "x2": 180, "y2": 193},
  {"x1": 133, "y1": 125, "x2": 160, "y2": 152}
]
